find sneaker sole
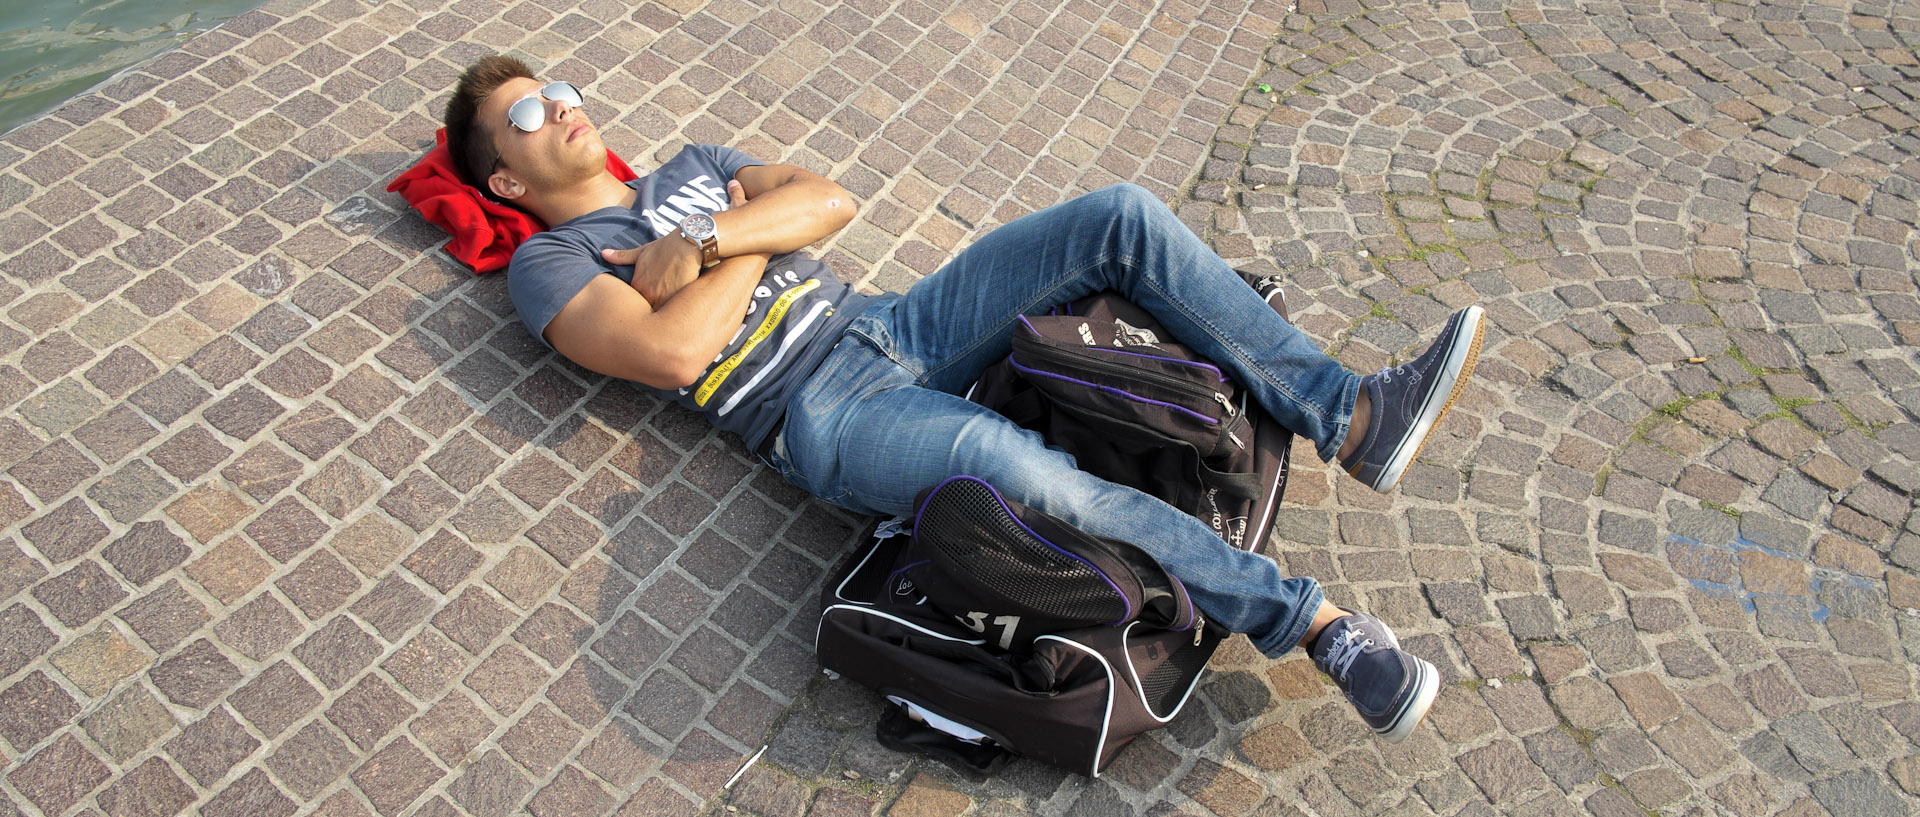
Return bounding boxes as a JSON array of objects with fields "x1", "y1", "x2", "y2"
[
  {"x1": 1376, "y1": 654, "x2": 1439, "y2": 743},
  {"x1": 1362, "y1": 305, "x2": 1485, "y2": 492}
]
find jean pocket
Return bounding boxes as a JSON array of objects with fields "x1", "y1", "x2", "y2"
[{"x1": 845, "y1": 311, "x2": 897, "y2": 359}]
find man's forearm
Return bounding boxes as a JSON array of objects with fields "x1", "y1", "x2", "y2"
[
  {"x1": 645, "y1": 252, "x2": 770, "y2": 382},
  {"x1": 711, "y1": 173, "x2": 856, "y2": 257}
]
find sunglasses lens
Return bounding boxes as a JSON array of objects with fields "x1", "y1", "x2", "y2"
[
  {"x1": 508, "y1": 96, "x2": 545, "y2": 132},
  {"x1": 544, "y1": 82, "x2": 583, "y2": 107},
  {"x1": 506, "y1": 83, "x2": 585, "y2": 132}
]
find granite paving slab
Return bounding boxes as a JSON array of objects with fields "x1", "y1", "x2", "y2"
[{"x1": 0, "y1": 0, "x2": 1918, "y2": 815}]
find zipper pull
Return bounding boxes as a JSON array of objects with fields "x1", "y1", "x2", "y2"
[
  {"x1": 1217, "y1": 395, "x2": 1247, "y2": 450},
  {"x1": 1193, "y1": 613, "x2": 1205, "y2": 646}
]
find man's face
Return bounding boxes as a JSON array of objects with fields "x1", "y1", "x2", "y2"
[{"x1": 480, "y1": 76, "x2": 606, "y2": 199}]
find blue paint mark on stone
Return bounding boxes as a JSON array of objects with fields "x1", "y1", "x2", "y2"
[
  {"x1": 1689, "y1": 577, "x2": 1758, "y2": 611},
  {"x1": 1728, "y1": 536, "x2": 1800, "y2": 560},
  {"x1": 1667, "y1": 532, "x2": 1878, "y2": 625}
]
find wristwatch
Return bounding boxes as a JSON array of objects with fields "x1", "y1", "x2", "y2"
[{"x1": 679, "y1": 212, "x2": 720, "y2": 268}]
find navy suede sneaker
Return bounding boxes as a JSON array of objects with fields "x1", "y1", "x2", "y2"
[
  {"x1": 1311, "y1": 611, "x2": 1437, "y2": 743},
  {"x1": 1340, "y1": 305, "x2": 1485, "y2": 492}
]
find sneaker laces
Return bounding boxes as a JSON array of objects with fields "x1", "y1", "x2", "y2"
[
  {"x1": 1374, "y1": 361, "x2": 1416, "y2": 384},
  {"x1": 1321, "y1": 628, "x2": 1375, "y2": 682}
]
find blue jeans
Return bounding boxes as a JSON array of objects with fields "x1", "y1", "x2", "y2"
[{"x1": 767, "y1": 184, "x2": 1360, "y2": 658}]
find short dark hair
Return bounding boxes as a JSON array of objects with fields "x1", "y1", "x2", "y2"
[{"x1": 445, "y1": 55, "x2": 535, "y2": 200}]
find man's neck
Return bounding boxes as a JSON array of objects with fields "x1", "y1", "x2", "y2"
[{"x1": 531, "y1": 170, "x2": 638, "y2": 227}]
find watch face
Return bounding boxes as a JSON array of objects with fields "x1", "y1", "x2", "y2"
[{"x1": 681, "y1": 213, "x2": 717, "y2": 241}]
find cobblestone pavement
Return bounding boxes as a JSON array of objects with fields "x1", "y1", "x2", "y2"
[{"x1": 1, "y1": 0, "x2": 1919, "y2": 815}]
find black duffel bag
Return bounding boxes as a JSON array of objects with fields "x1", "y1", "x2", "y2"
[
  {"x1": 965, "y1": 272, "x2": 1294, "y2": 551},
  {"x1": 816, "y1": 271, "x2": 1297, "y2": 777},
  {"x1": 816, "y1": 477, "x2": 1221, "y2": 777}
]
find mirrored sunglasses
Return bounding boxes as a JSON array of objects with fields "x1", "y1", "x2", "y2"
[{"x1": 506, "y1": 81, "x2": 585, "y2": 132}]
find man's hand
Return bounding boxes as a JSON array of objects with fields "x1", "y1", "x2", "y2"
[
  {"x1": 545, "y1": 165, "x2": 852, "y2": 390},
  {"x1": 600, "y1": 233, "x2": 700, "y2": 306},
  {"x1": 601, "y1": 179, "x2": 749, "y2": 305}
]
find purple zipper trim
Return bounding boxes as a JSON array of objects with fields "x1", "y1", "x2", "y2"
[
  {"x1": 911, "y1": 475, "x2": 975, "y2": 523},
  {"x1": 1008, "y1": 358, "x2": 1220, "y2": 427},
  {"x1": 917, "y1": 476, "x2": 1134, "y2": 625},
  {"x1": 1079, "y1": 346, "x2": 1228, "y2": 382},
  {"x1": 1016, "y1": 315, "x2": 1226, "y2": 382}
]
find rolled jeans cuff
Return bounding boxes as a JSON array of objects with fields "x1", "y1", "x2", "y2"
[{"x1": 1249, "y1": 576, "x2": 1323, "y2": 659}]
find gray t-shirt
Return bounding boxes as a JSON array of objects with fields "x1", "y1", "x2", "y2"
[{"x1": 507, "y1": 144, "x2": 872, "y2": 451}]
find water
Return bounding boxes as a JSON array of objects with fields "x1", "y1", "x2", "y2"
[{"x1": 1, "y1": 0, "x2": 262, "y2": 137}]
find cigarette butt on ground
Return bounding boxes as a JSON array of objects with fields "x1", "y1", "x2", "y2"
[{"x1": 725, "y1": 745, "x2": 768, "y2": 790}]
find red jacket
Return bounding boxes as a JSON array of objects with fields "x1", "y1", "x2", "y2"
[{"x1": 388, "y1": 128, "x2": 638, "y2": 274}]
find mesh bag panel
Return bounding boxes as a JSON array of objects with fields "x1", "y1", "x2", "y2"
[
  {"x1": 919, "y1": 480, "x2": 1129, "y2": 624},
  {"x1": 1139, "y1": 638, "x2": 1212, "y2": 718}
]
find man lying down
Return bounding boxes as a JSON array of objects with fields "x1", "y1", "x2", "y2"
[{"x1": 443, "y1": 55, "x2": 1491, "y2": 744}]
